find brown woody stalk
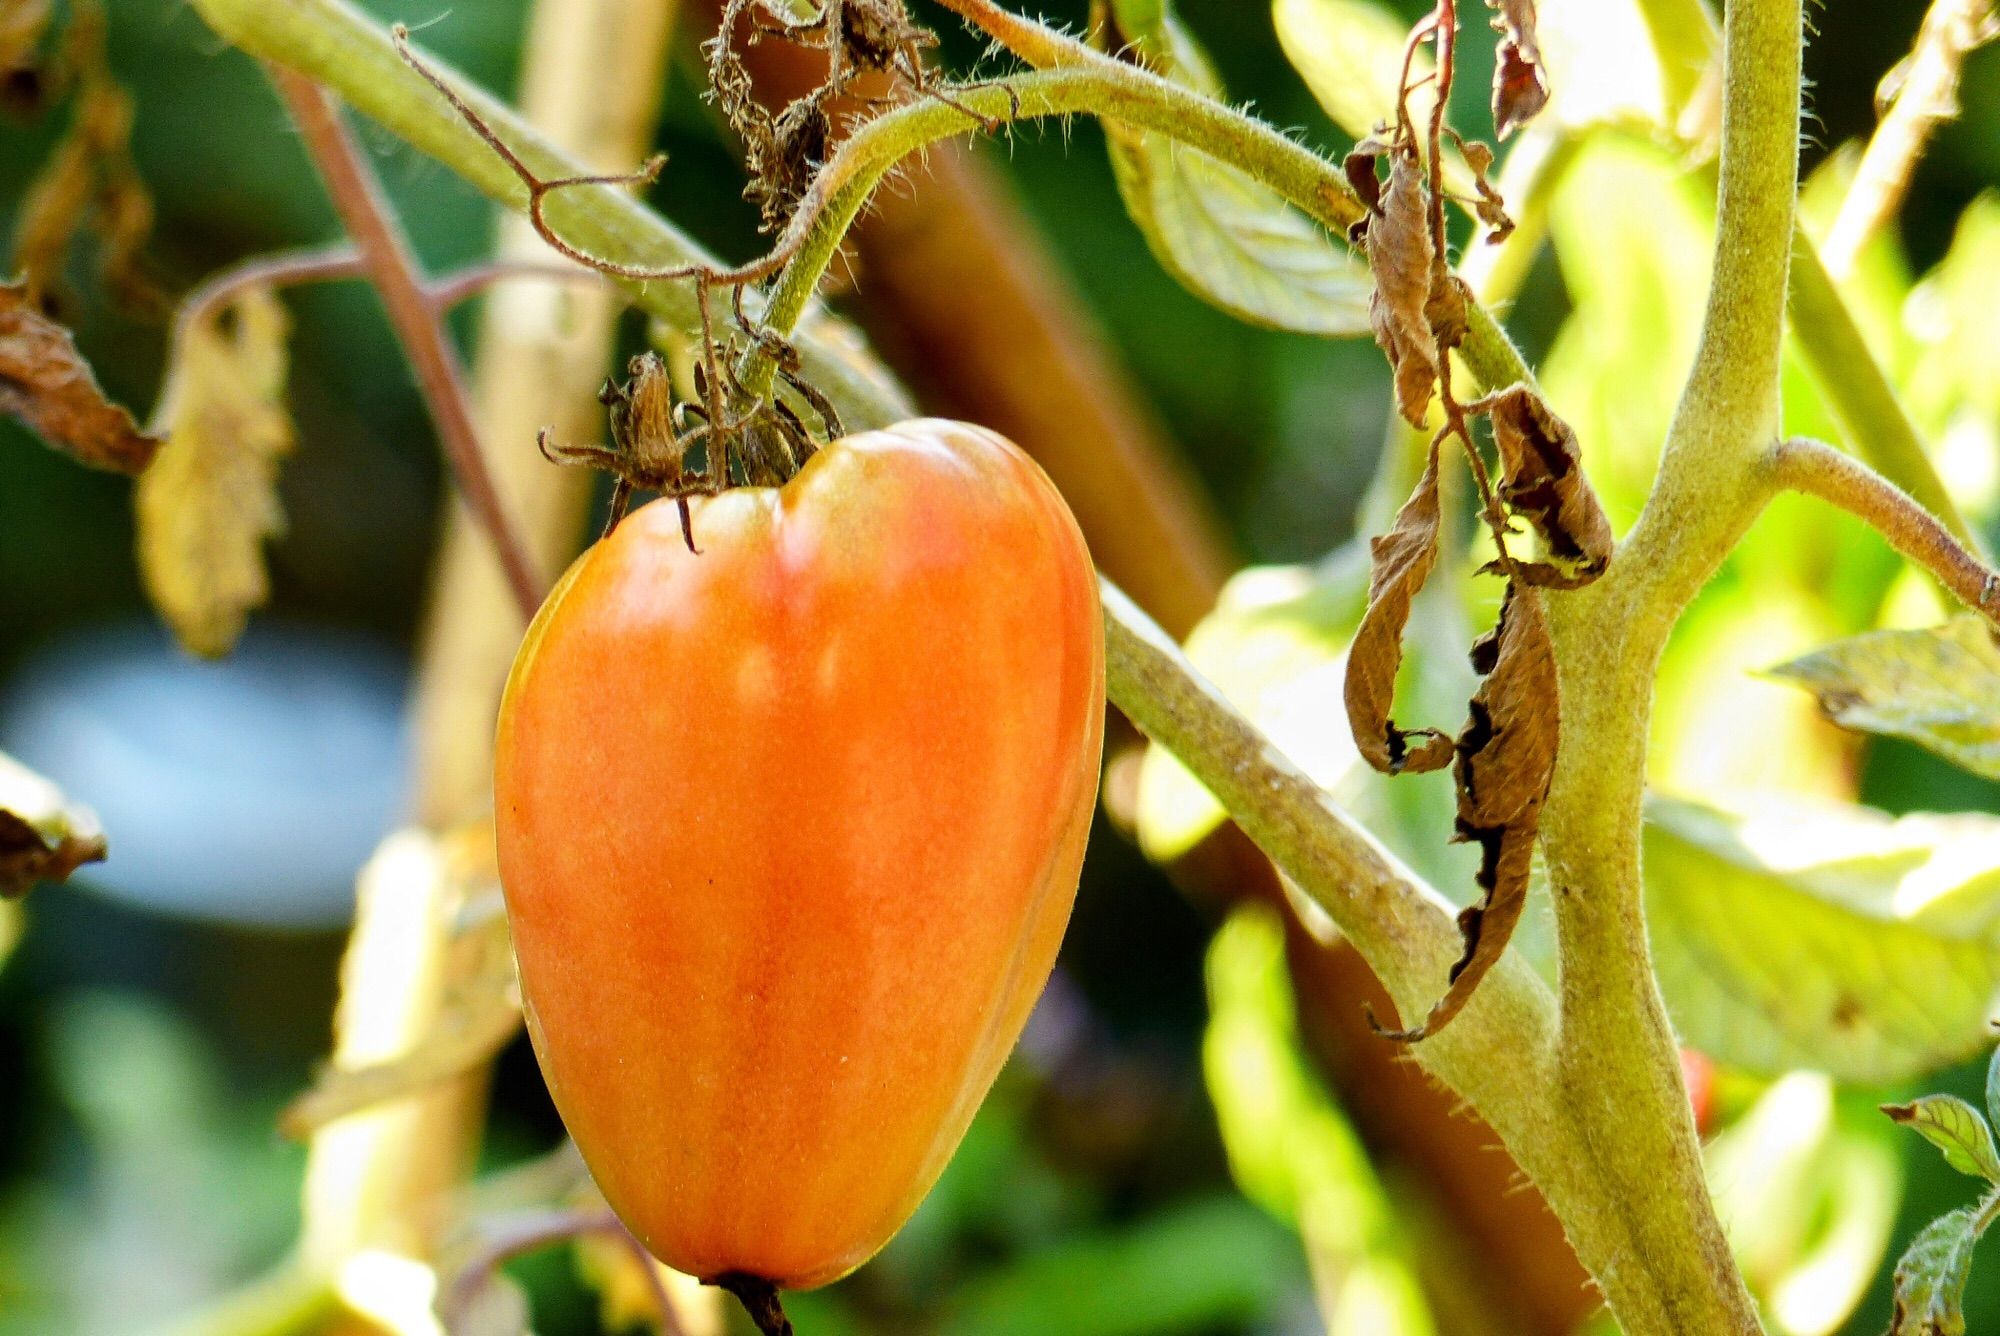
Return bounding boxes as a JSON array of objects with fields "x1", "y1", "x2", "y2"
[{"x1": 269, "y1": 69, "x2": 544, "y2": 619}]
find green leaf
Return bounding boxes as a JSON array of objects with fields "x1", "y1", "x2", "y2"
[
  {"x1": 1271, "y1": 0, "x2": 1424, "y2": 140},
  {"x1": 1906, "y1": 193, "x2": 2000, "y2": 439},
  {"x1": 1644, "y1": 796, "x2": 2000, "y2": 1083},
  {"x1": 1884, "y1": 1095, "x2": 2000, "y2": 1183},
  {"x1": 1891, "y1": 1205, "x2": 1983, "y2": 1336},
  {"x1": 1768, "y1": 617, "x2": 2000, "y2": 781},
  {"x1": 1101, "y1": 0, "x2": 1372, "y2": 336}
]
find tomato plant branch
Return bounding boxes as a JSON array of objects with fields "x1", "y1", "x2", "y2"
[
  {"x1": 1528, "y1": 0, "x2": 1803, "y2": 1330},
  {"x1": 270, "y1": 67, "x2": 545, "y2": 619},
  {"x1": 1822, "y1": 0, "x2": 1998, "y2": 278},
  {"x1": 1771, "y1": 435, "x2": 2000, "y2": 620},
  {"x1": 1639, "y1": 0, "x2": 1979, "y2": 549}
]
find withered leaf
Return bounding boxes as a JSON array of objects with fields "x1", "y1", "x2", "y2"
[
  {"x1": 1344, "y1": 438, "x2": 1456, "y2": 775},
  {"x1": 1366, "y1": 151, "x2": 1442, "y2": 427},
  {"x1": 1457, "y1": 137, "x2": 1515, "y2": 243},
  {"x1": 1487, "y1": 0, "x2": 1549, "y2": 138},
  {"x1": 1486, "y1": 385, "x2": 1612, "y2": 588},
  {"x1": 0, "y1": 750, "x2": 106, "y2": 898},
  {"x1": 137, "y1": 285, "x2": 295, "y2": 658},
  {"x1": 0, "y1": 279, "x2": 158, "y2": 471},
  {"x1": 1384, "y1": 582, "x2": 1558, "y2": 1040}
]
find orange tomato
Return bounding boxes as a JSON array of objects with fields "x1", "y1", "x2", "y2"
[{"x1": 495, "y1": 420, "x2": 1104, "y2": 1290}]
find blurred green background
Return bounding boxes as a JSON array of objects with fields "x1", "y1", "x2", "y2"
[{"x1": 4, "y1": 1, "x2": 2000, "y2": 1332}]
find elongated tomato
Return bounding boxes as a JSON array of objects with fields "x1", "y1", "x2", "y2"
[{"x1": 495, "y1": 420, "x2": 1104, "y2": 1290}]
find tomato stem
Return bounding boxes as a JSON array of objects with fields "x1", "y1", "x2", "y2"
[{"x1": 710, "y1": 1273, "x2": 794, "y2": 1336}]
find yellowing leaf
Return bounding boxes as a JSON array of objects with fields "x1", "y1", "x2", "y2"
[
  {"x1": 1102, "y1": 0, "x2": 1373, "y2": 336},
  {"x1": 1646, "y1": 796, "x2": 2000, "y2": 1083},
  {"x1": 10, "y1": 7, "x2": 155, "y2": 308},
  {"x1": 1769, "y1": 617, "x2": 2000, "y2": 781},
  {"x1": 137, "y1": 285, "x2": 295, "y2": 658},
  {"x1": 0, "y1": 749, "x2": 105, "y2": 897}
]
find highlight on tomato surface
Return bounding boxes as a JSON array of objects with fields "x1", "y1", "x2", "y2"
[{"x1": 494, "y1": 419, "x2": 1105, "y2": 1313}]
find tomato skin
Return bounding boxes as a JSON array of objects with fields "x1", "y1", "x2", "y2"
[{"x1": 495, "y1": 420, "x2": 1104, "y2": 1290}]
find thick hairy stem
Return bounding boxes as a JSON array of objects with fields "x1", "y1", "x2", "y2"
[
  {"x1": 271, "y1": 70, "x2": 544, "y2": 619},
  {"x1": 1534, "y1": 0, "x2": 1804, "y2": 1331},
  {"x1": 1771, "y1": 436, "x2": 2000, "y2": 621}
]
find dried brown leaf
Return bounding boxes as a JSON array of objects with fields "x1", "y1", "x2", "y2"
[
  {"x1": 1344, "y1": 438, "x2": 1456, "y2": 775},
  {"x1": 1456, "y1": 135, "x2": 1516, "y2": 243},
  {"x1": 1486, "y1": 385, "x2": 1612, "y2": 588},
  {"x1": 0, "y1": 278, "x2": 157, "y2": 471},
  {"x1": 136, "y1": 286, "x2": 295, "y2": 658},
  {"x1": 1365, "y1": 151, "x2": 1441, "y2": 427},
  {"x1": 1384, "y1": 582, "x2": 1558, "y2": 1040},
  {"x1": 1456, "y1": 583, "x2": 1559, "y2": 833},
  {"x1": 0, "y1": 750, "x2": 106, "y2": 897},
  {"x1": 1488, "y1": 0, "x2": 1549, "y2": 138}
]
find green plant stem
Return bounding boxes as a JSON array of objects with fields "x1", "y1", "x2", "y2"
[
  {"x1": 1533, "y1": 0, "x2": 1804, "y2": 1330},
  {"x1": 1644, "y1": 3, "x2": 1980, "y2": 552}
]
